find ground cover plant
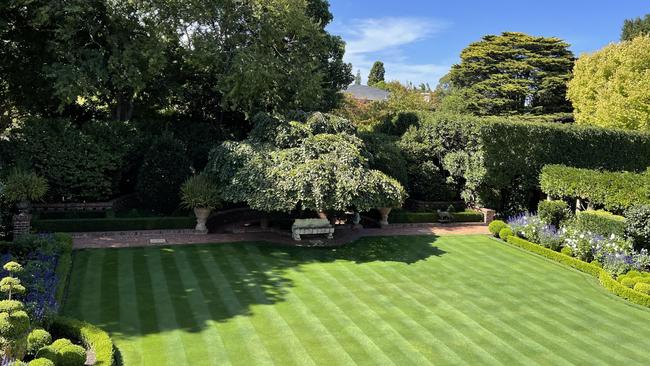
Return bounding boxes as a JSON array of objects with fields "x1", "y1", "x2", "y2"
[{"x1": 64, "y1": 236, "x2": 650, "y2": 365}]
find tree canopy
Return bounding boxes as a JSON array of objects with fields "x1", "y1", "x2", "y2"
[
  {"x1": 445, "y1": 32, "x2": 574, "y2": 115},
  {"x1": 0, "y1": 0, "x2": 352, "y2": 123},
  {"x1": 622, "y1": 14, "x2": 650, "y2": 41},
  {"x1": 567, "y1": 36, "x2": 650, "y2": 131},
  {"x1": 205, "y1": 112, "x2": 406, "y2": 213},
  {"x1": 368, "y1": 61, "x2": 386, "y2": 86}
]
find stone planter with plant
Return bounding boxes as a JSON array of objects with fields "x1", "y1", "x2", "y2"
[
  {"x1": 180, "y1": 174, "x2": 221, "y2": 232},
  {"x1": 2, "y1": 169, "x2": 48, "y2": 213}
]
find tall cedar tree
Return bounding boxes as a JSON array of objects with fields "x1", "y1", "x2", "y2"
[
  {"x1": 367, "y1": 61, "x2": 386, "y2": 86},
  {"x1": 622, "y1": 14, "x2": 650, "y2": 41},
  {"x1": 447, "y1": 32, "x2": 574, "y2": 115}
]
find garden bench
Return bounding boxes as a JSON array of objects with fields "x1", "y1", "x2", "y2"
[{"x1": 292, "y1": 219, "x2": 334, "y2": 241}]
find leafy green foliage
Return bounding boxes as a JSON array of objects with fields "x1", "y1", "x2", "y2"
[
  {"x1": 27, "y1": 329, "x2": 52, "y2": 356},
  {"x1": 574, "y1": 210, "x2": 627, "y2": 238},
  {"x1": 136, "y1": 134, "x2": 191, "y2": 214},
  {"x1": 180, "y1": 175, "x2": 221, "y2": 210},
  {"x1": 36, "y1": 338, "x2": 85, "y2": 366},
  {"x1": 499, "y1": 227, "x2": 514, "y2": 240},
  {"x1": 358, "y1": 133, "x2": 408, "y2": 185},
  {"x1": 625, "y1": 205, "x2": 650, "y2": 250},
  {"x1": 540, "y1": 165, "x2": 650, "y2": 212},
  {"x1": 387, "y1": 210, "x2": 483, "y2": 224},
  {"x1": 2, "y1": 169, "x2": 48, "y2": 204},
  {"x1": 568, "y1": 36, "x2": 650, "y2": 130},
  {"x1": 634, "y1": 282, "x2": 650, "y2": 295},
  {"x1": 447, "y1": 32, "x2": 574, "y2": 115},
  {"x1": 367, "y1": 61, "x2": 385, "y2": 86},
  {"x1": 49, "y1": 317, "x2": 114, "y2": 366},
  {"x1": 488, "y1": 220, "x2": 507, "y2": 236},
  {"x1": 27, "y1": 358, "x2": 54, "y2": 366},
  {"x1": 206, "y1": 112, "x2": 406, "y2": 213},
  {"x1": 621, "y1": 14, "x2": 650, "y2": 41},
  {"x1": 537, "y1": 200, "x2": 571, "y2": 227}
]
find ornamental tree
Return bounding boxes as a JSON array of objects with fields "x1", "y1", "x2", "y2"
[
  {"x1": 206, "y1": 112, "x2": 406, "y2": 213},
  {"x1": 567, "y1": 36, "x2": 650, "y2": 131},
  {"x1": 446, "y1": 32, "x2": 574, "y2": 115},
  {"x1": 368, "y1": 61, "x2": 386, "y2": 86}
]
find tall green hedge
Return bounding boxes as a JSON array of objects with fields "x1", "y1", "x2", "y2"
[
  {"x1": 400, "y1": 112, "x2": 650, "y2": 214},
  {"x1": 539, "y1": 165, "x2": 650, "y2": 212}
]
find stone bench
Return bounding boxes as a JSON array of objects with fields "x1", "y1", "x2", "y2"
[{"x1": 291, "y1": 219, "x2": 334, "y2": 241}]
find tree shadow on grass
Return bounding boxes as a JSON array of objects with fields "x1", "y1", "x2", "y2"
[{"x1": 67, "y1": 235, "x2": 446, "y2": 338}]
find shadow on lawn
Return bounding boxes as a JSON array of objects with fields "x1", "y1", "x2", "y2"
[{"x1": 81, "y1": 236, "x2": 445, "y2": 337}]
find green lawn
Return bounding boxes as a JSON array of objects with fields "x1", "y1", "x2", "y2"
[{"x1": 63, "y1": 235, "x2": 650, "y2": 365}]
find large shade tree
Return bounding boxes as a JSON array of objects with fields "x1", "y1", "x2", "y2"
[
  {"x1": 444, "y1": 32, "x2": 574, "y2": 115},
  {"x1": 205, "y1": 113, "x2": 406, "y2": 213},
  {"x1": 568, "y1": 36, "x2": 650, "y2": 131},
  {"x1": 622, "y1": 14, "x2": 650, "y2": 41}
]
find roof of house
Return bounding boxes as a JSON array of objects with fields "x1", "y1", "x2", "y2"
[{"x1": 343, "y1": 84, "x2": 390, "y2": 101}]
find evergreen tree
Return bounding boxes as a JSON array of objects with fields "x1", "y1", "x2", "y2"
[
  {"x1": 622, "y1": 14, "x2": 650, "y2": 41},
  {"x1": 355, "y1": 70, "x2": 362, "y2": 85},
  {"x1": 367, "y1": 61, "x2": 385, "y2": 86},
  {"x1": 447, "y1": 32, "x2": 574, "y2": 115}
]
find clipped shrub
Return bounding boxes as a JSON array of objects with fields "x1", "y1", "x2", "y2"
[
  {"x1": 574, "y1": 210, "x2": 626, "y2": 237},
  {"x1": 621, "y1": 277, "x2": 638, "y2": 289},
  {"x1": 561, "y1": 246, "x2": 573, "y2": 256},
  {"x1": 27, "y1": 329, "x2": 52, "y2": 356},
  {"x1": 36, "y1": 338, "x2": 85, "y2": 366},
  {"x1": 28, "y1": 358, "x2": 54, "y2": 366},
  {"x1": 537, "y1": 200, "x2": 571, "y2": 227},
  {"x1": 49, "y1": 317, "x2": 114, "y2": 366},
  {"x1": 136, "y1": 134, "x2": 192, "y2": 214},
  {"x1": 634, "y1": 282, "x2": 650, "y2": 295},
  {"x1": 488, "y1": 220, "x2": 507, "y2": 237},
  {"x1": 625, "y1": 205, "x2": 650, "y2": 250},
  {"x1": 499, "y1": 227, "x2": 514, "y2": 240}
]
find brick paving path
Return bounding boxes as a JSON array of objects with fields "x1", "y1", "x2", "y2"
[{"x1": 73, "y1": 223, "x2": 490, "y2": 249}]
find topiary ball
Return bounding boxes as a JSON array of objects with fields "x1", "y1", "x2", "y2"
[
  {"x1": 488, "y1": 220, "x2": 507, "y2": 237},
  {"x1": 58, "y1": 343, "x2": 86, "y2": 366},
  {"x1": 27, "y1": 328, "x2": 52, "y2": 356},
  {"x1": 621, "y1": 277, "x2": 640, "y2": 289},
  {"x1": 499, "y1": 227, "x2": 514, "y2": 240},
  {"x1": 28, "y1": 358, "x2": 55, "y2": 366},
  {"x1": 560, "y1": 246, "x2": 573, "y2": 257},
  {"x1": 633, "y1": 282, "x2": 650, "y2": 295},
  {"x1": 0, "y1": 300, "x2": 25, "y2": 313}
]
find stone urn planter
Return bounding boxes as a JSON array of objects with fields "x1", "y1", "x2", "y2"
[
  {"x1": 16, "y1": 200, "x2": 31, "y2": 214},
  {"x1": 378, "y1": 207, "x2": 392, "y2": 227},
  {"x1": 193, "y1": 207, "x2": 212, "y2": 232}
]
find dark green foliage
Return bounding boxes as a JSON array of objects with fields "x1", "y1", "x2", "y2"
[
  {"x1": 367, "y1": 61, "x2": 385, "y2": 86},
  {"x1": 32, "y1": 217, "x2": 194, "y2": 233},
  {"x1": 136, "y1": 135, "x2": 191, "y2": 214},
  {"x1": 359, "y1": 133, "x2": 408, "y2": 185},
  {"x1": 488, "y1": 220, "x2": 507, "y2": 236},
  {"x1": 624, "y1": 205, "x2": 650, "y2": 250},
  {"x1": 27, "y1": 329, "x2": 52, "y2": 356},
  {"x1": 499, "y1": 227, "x2": 514, "y2": 240},
  {"x1": 388, "y1": 210, "x2": 483, "y2": 224},
  {"x1": 36, "y1": 338, "x2": 85, "y2": 366},
  {"x1": 622, "y1": 14, "x2": 650, "y2": 41},
  {"x1": 540, "y1": 165, "x2": 650, "y2": 212},
  {"x1": 4, "y1": 119, "x2": 135, "y2": 202},
  {"x1": 574, "y1": 210, "x2": 626, "y2": 238},
  {"x1": 447, "y1": 32, "x2": 574, "y2": 115},
  {"x1": 49, "y1": 317, "x2": 114, "y2": 366},
  {"x1": 537, "y1": 200, "x2": 571, "y2": 227}
]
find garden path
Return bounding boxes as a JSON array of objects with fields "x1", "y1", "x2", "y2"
[{"x1": 72, "y1": 223, "x2": 489, "y2": 249}]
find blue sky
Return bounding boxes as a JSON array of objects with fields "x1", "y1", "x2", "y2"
[{"x1": 327, "y1": 0, "x2": 649, "y2": 87}]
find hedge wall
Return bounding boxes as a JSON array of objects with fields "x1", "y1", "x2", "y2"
[
  {"x1": 389, "y1": 210, "x2": 484, "y2": 224},
  {"x1": 540, "y1": 165, "x2": 650, "y2": 212},
  {"x1": 33, "y1": 217, "x2": 195, "y2": 233},
  {"x1": 401, "y1": 112, "x2": 650, "y2": 214},
  {"x1": 574, "y1": 210, "x2": 626, "y2": 237}
]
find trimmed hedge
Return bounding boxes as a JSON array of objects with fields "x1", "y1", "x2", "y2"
[
  {"x1": 540, "y1": 165, "x2": 650, "y2": 212},
  {"x1": 54, "y1": 233, "x2": 73, "y2": 308},
  {"x1": 575, "y1": 210, "x2": 626, "y2": 237},
  {"x1": 505, "y1": 236, "x2": 650, "y2": 308},
  {"x1": 32, "y1": 217, "x2": 195, "y2": 233},
  {"x1": 50, "y1": 317, "x2": 115, "y2": 366},
  {"x1": 388, "y1": 210, "x2": 484, "y2": 224}
]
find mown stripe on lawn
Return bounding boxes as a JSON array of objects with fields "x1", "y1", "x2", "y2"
[
  {"x1": 192, "y1": 247, "x2": 275, "y2": 365},
  {"x1": 63, "y1": 250, "x2": 90, "y2": 316},
  {"x1": 116, "y1": 249, "x2": 143, "y2": 366},
  {"x1": 146, "y1": 248, "x2": 192, "y2": 365},
  {"x1": 222, "y1": 251, "x2": 316, "y2": 366},
  {"x1": 243, "y1": 246, "x2": 358, "y2": 366},
  {"x1": 80, "y1": 249, "x2": 104, "y2": 323},
  {"x1": 100, "y1": 249, "x2": 120, "y2": 331}
]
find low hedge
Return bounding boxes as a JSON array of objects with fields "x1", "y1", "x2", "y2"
[
  {"x1": 389, "y1": 210, "x2": 483, "y2": 224},
  {"x1": 33, "y1": 217, "x2": 195, "y2": 233},
  {"x1": 49, "y1": 317, "x2": 115, "y2": 366},
  {"x1": 505, "y1": 236, "x2": 650, "y2": 308},
  {"x1": 575, "y1": 210, "x2": 626, "y2": 237}
]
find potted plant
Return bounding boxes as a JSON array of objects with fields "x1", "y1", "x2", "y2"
[
  {"x1": 180, "y1": 174, "x2": 221, "y2": 232},
  {"x1": 2, "y1": 169, "x2": 48, "y2": 213}
]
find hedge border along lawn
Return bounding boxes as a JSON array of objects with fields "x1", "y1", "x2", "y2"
[
  {"x1": 64, "y1": 236, "x2": 650, "y2": 365},
  {"x1": 505, "y1": 235, "x2": 650, "y2": 308},
  {"x1": 32, "y1": 217, "x2": 195, "y2": 233},
  {"x1": 389, "y1": 210, "x2": 484, "y2": 224},
  {"x1": 540, "y1": 164, "x2": 650, "y2": 212},
  {"x1": 50, "y1": 316, "x2": 115, "y2": 366}
]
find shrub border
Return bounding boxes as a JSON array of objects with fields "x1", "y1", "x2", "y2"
[
  {"x1": 49, "y1": 316, "x2": 115, "y2": 366},
  {"x1": 503, "y1": 236, "x2": 650, "y2": 308}
]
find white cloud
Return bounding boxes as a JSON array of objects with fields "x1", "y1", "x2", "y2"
[{"x1": 331, "y1": 17, "x2": 451, "y2": 86}]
